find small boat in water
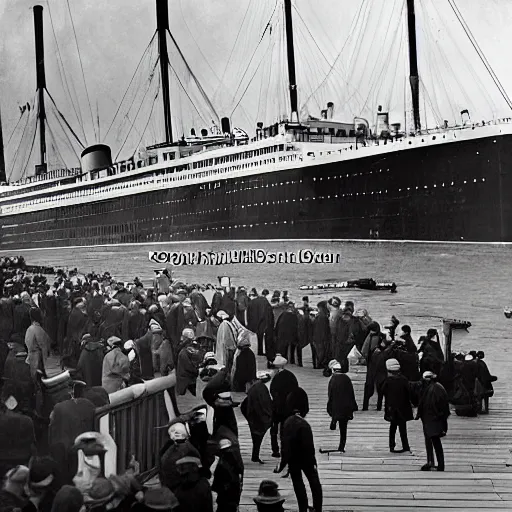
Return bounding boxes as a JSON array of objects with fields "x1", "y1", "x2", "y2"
[{"x1": 299, "y1": 278, "x2": 397, "y2": 293}]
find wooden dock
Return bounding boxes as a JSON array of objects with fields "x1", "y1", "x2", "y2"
[{"x1": 232, "y1": 349, "x2": 512, "y2": 511}]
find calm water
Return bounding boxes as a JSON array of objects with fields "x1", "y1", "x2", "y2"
[{"x1": 3, "y1": 241, "x2": 511, "y2": 373}]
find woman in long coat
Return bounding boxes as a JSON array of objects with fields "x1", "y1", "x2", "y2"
[
  {"x1": 231, "y1": 332, "x2": 256, "y2": 392},
  {"x1": 327, "y1": 361, "x2": 358, "y2": 452},
  {"x1": 312, "y1": 302, "x2": 330, "y2": 370}
]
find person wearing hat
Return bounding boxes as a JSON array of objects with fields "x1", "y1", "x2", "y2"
[
  {"x1": 454, "y1": 354, "x2": 480, "y2": 417},
  {"x1": 332, "y1": 307, "x2": 364, "y2": 373},
  {"x1": 212, "y1": 434, "x2": 244, "y2": 512},
  {"x1": 311, "y1": 301, "x2": 331, "y2": 372},
  {"x1": 64, "y1": 299, "x2": 89, "y2": 368},
  {"x1": 215, "y1": 311, "x2": 240, "y2": 374},
  {"x1": 361, "y1": 323, "x2": 388, "y2": 411},
  {"x1": 411, "y1": 371, "x2": 450, "y2": 471},
  {"x1": 101, "y1": 336, "x2": 130, "y2": 394},
  {"x1": 253, "y1": 480, "x2": 285, "y2": 512},
  {"x1": 158, "y1": 422, "x2": 201, "y2": 493},
  {"x1": 269, "y1": 355, "x2": 298, "y2": 458},
  {"x1": 275, "y1": 302, "x2": 301, "y2": 366},
  {"x1": 235, "y1": 286, "x2": 249, "y2": 327},
  {"x1": 275, "y1": 387, "x2": 322, "y2": 512},
  {"x1": 122, "y1": 300, "x2": 147, "y2": 344},
  {"x1": 327, "y1": 296, "x2": 342, "y2": 339},
  {"x1": 175, "y1": 339, "x2": 201, "y2": 397},
  {"x1": 418, "y1": 329, "x2": 444, "y2": 376},
  {"x1": 241, "y1": 376, "x2": 273, "y2": 463},
  {"x1": 326, "y1": 360, "x2": 358, "y2": 452},
  {"x1": 475, "y1": 351, "x2": 497, "y2": 414},
  {"x1": 25, "y1": 456, "x2": 59, "y2": 512},
  {"x1": 25, "y1": 307, "x2": 51, "y2": 379},
  {"x1": 382, "y1": 359, "x2": 412, "y2": 453},
  {"x1": 231, "y1": 330, "x2": 256, "y2": 392},
  {"x1": 135, "y1": 486, "x2": 179, "y2": 512},
  {"x1": 49, "y1": 485, "x2": 84, "y2": 512},
  {"x1": 48, "y1": 381, "x2": 96, "y2": 487},
  {"x1": 166, "y1": 294, "x2": 187, "y2": 363},
  {"x1": 0, "y1": 465, "x2": 29, "y2": 511},
  {"x1": 173, "y1": 456, "x2": 213, "y2": 512},
  {"x1": 247, "y1": 289, "x2": 276, "y2": 363},
  {"x1": 76, "y1": 334, "x2": 105, "y2": 388},
  {"x1": 84, "y1": 477, "x2": 116, "y2": 510}
]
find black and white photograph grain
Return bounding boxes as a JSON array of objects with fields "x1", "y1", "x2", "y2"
[{"x1": 0, "y1": 0, "x2": 512, "y2": 510}]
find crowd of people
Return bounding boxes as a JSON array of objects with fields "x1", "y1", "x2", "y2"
[{"x1": 0, "y1": 263, "x2": 498, "y2": 512}]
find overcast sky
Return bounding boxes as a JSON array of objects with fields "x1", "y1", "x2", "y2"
[{"x1": 1, "y1": 0, "x2": 512, "y2": 181}]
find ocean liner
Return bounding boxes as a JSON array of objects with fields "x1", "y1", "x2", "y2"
[{"x1": 1, "y1": 0, "x2": 512, "y2": 250}]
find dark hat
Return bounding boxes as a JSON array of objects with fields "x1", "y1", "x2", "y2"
[
  {"x1": 477, "y1": 350, "x2": 485, "y2": 359},
  {"x1": 261, "y1": 289, "x2": 269, "y2": 296},
  {"x1": 302, "y1": 296, "x2": 309, "y2": 302},
  {"x1": 253, "y1": 480, "x2": 285, "y2": 505},
  {"x1": 427, "y1": 328, "x2": 438, "y2": 338},
  {"x1": 28, "y1": 456, "x2": 57, "y2": 488},
  {"x1": 142, "y1": 487, "x2": 179, "y2": 511},
  {"x1": 272, "y1": 290, "x2": 280, "y2": 297},
  {"x1": 328, "y1": 297, "x2": 341, "y2": 308},
  {"x1": 341, "y1": 307, "x2": 352, "y2": 316},
  {"x1": 85, "y1": 478, "x2": 115, "y2": 506}
]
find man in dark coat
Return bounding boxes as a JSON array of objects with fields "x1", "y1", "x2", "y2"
[
  {"x1": 327, "y1": 360, "x2": 358, "y2": 452},
  {"x1": 418, "y1": 329, "x2": 444, "y2": 376},
  {"x1": 64, "y1": 301, "x2": 88, "y2": 367},
  {"x1": 333, "y1": 308, "x2": 362, "y2": 370},
  {"x1": 12, "y1": 297, "x2": 31, "y2": 339},
  {"x1": 41, "y1": 291, "x2": 58, "y2": 353},
  {"x1": 382, "y1": 358, "x2": 412, "y2": 453},
  {"x1": 176, "y1": 343, "x2": 200, "y2": 396},
  {"x1": 275, "y1": 305, "x2": 300, "y2": 365},
  {"x1": 312, "y1": 302, "x2": 331, "y2": 370},
  {"x1": 0, "y1": 295, "x2": 13, "y2": 344},
  {"x1": 0, "y1": 402, "x2": 36, "y2": 478},
  {"x1": 132, "y1": 328, "x2": 155, "y2": 381},
  {"x1": 247, "y1": 291, "x2": 275, "y2": 361},
  {"x1": 362, "y1": 334, "x2": 391, "y2": 411},
  {"x1": 269, "y1": 356, "x2": 298, "y2": 458},
  {"x1": 166, "y1": 300, "x2": 186, "y2": 361},
  {"x1": 241, "y1": 378, "x2": 273, "y2": 463},
  {"x1": 0, "y1": 465, "x2": 29, "y2": 511},
  {"x1": 76, "y1": 334, "x2": 105, "y2": 387},
  {"x1": 400, "y1": 325, "x2": 417, "y2": 353},
  {"x1": 411, "y1": 371, "x2": 450, "y2": 471},
  {"x1": 274, "y1": 387, "x2": 322, "y2": 512},
  {"x1": 122, "y1": 301, "x2": 147, "y2": 342},
  {"x1": 48, "y1": 390, "x2": 96, "y2": 486}
]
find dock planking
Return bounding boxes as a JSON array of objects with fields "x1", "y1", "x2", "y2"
[{"x1": 230, "y1": 346, "x2": 512, "y2": 511}]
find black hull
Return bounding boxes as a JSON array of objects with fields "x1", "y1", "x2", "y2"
[{"x1": 2, "y1": 133, "x2": 512, "y2": 249}]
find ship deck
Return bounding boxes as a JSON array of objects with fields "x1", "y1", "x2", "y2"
[{"x1": 233, "y1": 348, "x2": 512, "y2": 511}]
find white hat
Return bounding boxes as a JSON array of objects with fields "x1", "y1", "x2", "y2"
[
  {"x1": 182, "y1": 298, "x2": 192, "y2": 307},
  {"x1": 218, "y1": 391, "x2": 232, "y2": 400},
  {"x1": 422, "y1": 371, "x2": 436, "y2": 380},
  {"x1": 328, "y1": 359, "x2": 339, "y2": 370},
  {"x1": 107, "y1": 336, "x2": 122, "y2": 347},
  {"x1": 203, "y1": 351, "x2": 216, "y2": 361},
  {"x1": 219, "y1": 439, "x2": 232, "y2": 450},
  {"x1": 386, "y1": 358, "x2": 400, "y2": 371},
  {"x1": 149, "y1": 319, "x2": 163, "y2": 333},
  {"x1": 273, "y1": 354, "x2": 287, "y2": 367},
  {"x1": 124, "y1": 340, "x2": 135, "y2": 350},
  {"x1": 217, "y1": 310, "x2": 229, "y2": 320},
  {"x1": 464, "y1": 354, "x2": 474, "y2": 361},
  {"x1": 182, "y1": 328, "x2": 196, "y2": 340}
]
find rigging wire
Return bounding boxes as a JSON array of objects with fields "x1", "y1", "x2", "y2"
[
  {"x1": 131, "y1": 73, "x2": 161, "y2": 159},
  {"x1": 47, "y1": 0, "x2": 87, "y2": 144},
  {"x1": 46, "y1": 98, "x2": 82, "y2": 160},
  {"x1": 302, "y1": 0, "x2": 368, "y2": 110},
  {"x1": 66, "y1": 0, "x2": 98, "y2": 142},
  {"x1": 448, "y1": 0, "x2": 512, "y2": 110},
  {"x1": 45, "y1": 90, "x2": 85, "y2": 149},
  {"x1": 212, "y1": 0, "x2": 252, "y2": 103},
  {"x1": 115, "y1": 58, "x2": 160, "y2": 160},
  {"x1": 19, "y1": 110, "x2": 39, "y2": 181},
  {"x1": 229, "y1": 19, "x2": 281, "y2": 119},
  {"x1": 5, "y1": 112, "x2": 27, "y2": 149},
  {"x1": 7, "y1": 108, "x2": 32, "y2": 182},
  {"x1": 166, "y1": 29, "x2": 220, "y2": 122},
  {"x1": 103, "y1": 31, "x2": 157, "y2": 141},
  {"x1": 229, "y1": 1, "x2": 281, "y2": 112}
]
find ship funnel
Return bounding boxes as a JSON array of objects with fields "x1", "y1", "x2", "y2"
[
  {"x1": 327, "y1": 102, "x2": 334, "y2": 119},
  {"x1": 80, "y1": 144, "x2": 112, "y2": 173},
  {"x1": 221, "y1": 117, "x2": 231, "y2": 135}
]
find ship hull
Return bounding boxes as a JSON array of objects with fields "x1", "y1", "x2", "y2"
[{"x1": 2, "y1": 133, "x2": 512, "y2": 249}]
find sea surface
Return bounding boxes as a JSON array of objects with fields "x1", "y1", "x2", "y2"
[{"x1": 2, "y1": 241, "x2": 511, "y2": 374}]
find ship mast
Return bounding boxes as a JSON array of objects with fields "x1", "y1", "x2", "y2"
[
  {"x1": 33, "y1": 5, "x2": 47, "y2": 175},
  {"x1": 0, "y1": 106, "x2": 5, "y2": 182},
  {"x1": 406, "y1": 0, "x2": 421, "y2": 132},
  {"x1": 156, "y1": 0, "x2": 173, "y2": 144},
  {"x1": 284, "y1": 0, "x2": 299, "y2": 123}
]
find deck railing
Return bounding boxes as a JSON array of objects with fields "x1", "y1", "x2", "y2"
[{"x1": 93, "y1": 374, "x2": 178, "y2": 477}]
